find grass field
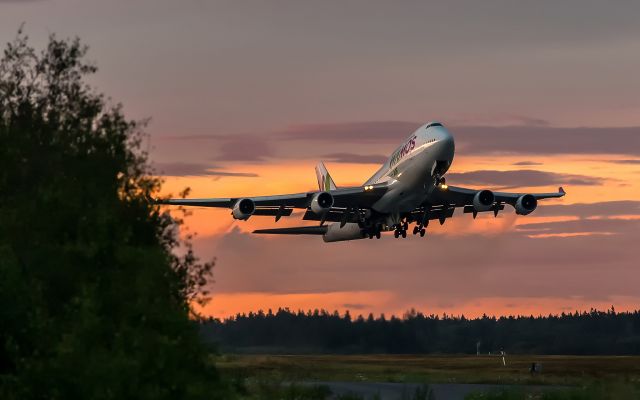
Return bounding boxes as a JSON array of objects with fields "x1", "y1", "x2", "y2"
[{"x1": 216, "y1": 354, "x2": 640, "y2": 386}]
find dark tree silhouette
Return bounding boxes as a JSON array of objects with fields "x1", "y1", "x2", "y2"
[
  {"x1": 202, "y1": 307, "x2": 640, "y2": 355},
  {"x1": 0, "y1": 29, "x2": 228, "y2": 399}
]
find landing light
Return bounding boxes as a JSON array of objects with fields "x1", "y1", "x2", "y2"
[{"x1": 440, "y1": 184, "x2": 448, "y2": 190}]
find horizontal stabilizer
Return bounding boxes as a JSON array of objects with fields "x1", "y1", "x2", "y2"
[{"x1": 253, "y1": 225, "x2": 328, "y2": 235}]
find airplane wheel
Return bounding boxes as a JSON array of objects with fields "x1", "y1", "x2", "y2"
[
  {"x1": 369, "y1": 234, "x2": 373, "y2": 239},
  {"x1": 412, "y1": 226, "x2": 418, "y2": 235},
  {"x1": 401, "y1": 230, "x2": 407, "y2": 238},
  {"x1": 394, "y1": 230, "x2": 399, "y2": 238},
  {"x1": 403, "y1": 222, "x2": 409, "y2": 231},
  {"x1": 420, "y1": 229, "x2": 425, "y2": 237},
  {"x1": 376, "y1": 231, "x2": 381, "y2": 239}
]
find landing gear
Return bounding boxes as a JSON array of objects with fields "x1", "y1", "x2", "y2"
[
  {"x1": 368, "y1": 218, "x2": 429, "y2": 240},
  {"x1": 367, "y1": 225, "x2": 383, "y2": 239},
  {"x1": 393, "y1": 227, "x2": 407, "y2": 238},
  {"x1": 413, "y1": 224, "x2": 427, "y2": 237},
  {"x1": 393, "y1": 225, "x2": 409, "y2": 238}
]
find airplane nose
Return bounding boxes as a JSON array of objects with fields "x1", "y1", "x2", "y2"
[{"x1": 438, "y1": 129, "x2": 455, "y2": 156}]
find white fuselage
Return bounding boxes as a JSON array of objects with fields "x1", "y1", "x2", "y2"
[{"x1": 365, "y1": 122, "x2": 455, "y2": 216}]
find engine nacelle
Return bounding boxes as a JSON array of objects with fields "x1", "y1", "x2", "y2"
[
  {"x1": 231, "y1": 198, "x2": 255, "y2": 220},
  {"x1": 473, "y1": 190, "x2": 495, "y2": 212},
  {"x1": 515, "y1": 194, "x2": 538, "y2": 215},
  {"x1": 310, "y1": 191, "x2": 334, "y2": 215},
  {"x1": 323, "y1": 223, "x2": 365, "y2": 242}
]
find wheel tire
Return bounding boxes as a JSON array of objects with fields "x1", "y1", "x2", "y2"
[
  {"x1": 394, "y1": 230, "x2": 399, "y2": 238},
  {"x1": 413, "y1": 226, "x2": 418, "y2": 235},
  {"x1": 403, "y1": 222, "x2": 409, "y2": 231},
  {"x1": 376, "y1": 231, "x2": 381, "y2": 239},
  {"x1": 401, "y1": 230, "x2": 407, "y2": 238},
  {"x1": 420, "y1": 229, "x2": 425, "y2": 237}
]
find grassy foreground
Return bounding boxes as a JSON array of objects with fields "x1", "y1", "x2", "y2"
[{"x1": 216, "y1": 354, "x2": 640, "y2": 386}]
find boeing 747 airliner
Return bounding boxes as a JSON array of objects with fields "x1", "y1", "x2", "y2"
[{"x1": 157, "y1": 122, "x2": 565, "y2": 242}]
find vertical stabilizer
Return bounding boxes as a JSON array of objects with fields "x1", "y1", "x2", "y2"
[{"x1": 315, "y1": 162, "x2": 337, "y2": 191}]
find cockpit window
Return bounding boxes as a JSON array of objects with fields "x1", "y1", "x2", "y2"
[{"x1": 426, "y1": 122, "x2": 443, "y2": 128}]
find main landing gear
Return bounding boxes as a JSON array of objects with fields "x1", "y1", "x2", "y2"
[
  {"x1": 393, "y1": 220, "x2": 408, "y2": 238},
  {"x1": 393, "y1": 220, "x2": 428, "y2": 239},
  {"x1": 412, "y1": 224, "x2": 426, "y2": 237},
  {"x1": 367, "y1": 220, "x2": 428, "y2": 239},
  {"x1": 367, "y1": 225, "x2": 382, "y2": 239},
  {"x1": 393, "y1": 228, "x2": 407, "y2": 238}
]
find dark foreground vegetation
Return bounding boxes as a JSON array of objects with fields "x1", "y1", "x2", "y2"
[
  {"x1": 202, "y1": 307, "x2": 640, "y2": 355},
  {"x1": 0, "y1": 30, "x2": 228, "y2": 398}
]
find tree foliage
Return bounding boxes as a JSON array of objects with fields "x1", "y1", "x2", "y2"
[
  {"x1": 0, "y1": 29, "x2": 226, "y2": 399},
  {"x1": 203, "y1": 307, "x2": 640, "y2": 355}
]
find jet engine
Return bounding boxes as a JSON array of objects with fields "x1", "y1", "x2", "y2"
[
  {"x1": 231, "y1": 198, "x2": 256, "y2": 220},
  {"x1": 323, "y1": 223, "x2": 365, "y2": 242},
  {"x1": 515, "y1": 194, "x2": 537, "y2": 215},
  {"x1": 473, "y1": 190, "x2": 495, "y2": 211},
  {"x1": 310, "y1": 191, "x2": 334, "y2": 215}
]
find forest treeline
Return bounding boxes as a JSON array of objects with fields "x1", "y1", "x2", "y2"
[{"x1": 201, "y1": 307, "x2": 640, "y2": 355}]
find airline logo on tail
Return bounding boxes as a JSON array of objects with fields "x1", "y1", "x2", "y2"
[{"x1": 315, "y1": 162, "x2": 337, "y2": 191}]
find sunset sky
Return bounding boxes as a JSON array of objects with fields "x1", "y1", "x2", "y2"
[{"x1": 3, "y1": 1, "x2": 639, "y2": 318}]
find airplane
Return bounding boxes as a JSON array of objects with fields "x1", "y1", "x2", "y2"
[{"x1": 156, "y1": 122, "x2": 565, "y2": 242}]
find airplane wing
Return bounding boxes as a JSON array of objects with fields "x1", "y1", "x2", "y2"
[
  {"x1": 422, "y1": 185, "x2": 565, "y2": 221},
  {"x1": 432, "y1": 185, "x2": 566, "y2": 207},
  {"x1": 154, "y1": 184, "x2": 389, "y2": 214},
  {"x1": 299, "y1": 185, "x2": 564, "y2": 226}
]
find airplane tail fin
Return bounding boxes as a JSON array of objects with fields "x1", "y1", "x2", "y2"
[{"x1": 315, "y1": 161, "x2": 337, "y2": 191}]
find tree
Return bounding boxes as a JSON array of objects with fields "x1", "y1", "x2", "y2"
[{"x1": 0, "y1": 29, "x2": 228, "y2": 399}]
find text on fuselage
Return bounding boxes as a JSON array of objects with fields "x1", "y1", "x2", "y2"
[{"x1": 389, "y1": 135, "x2": 417, "y2": 168}]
